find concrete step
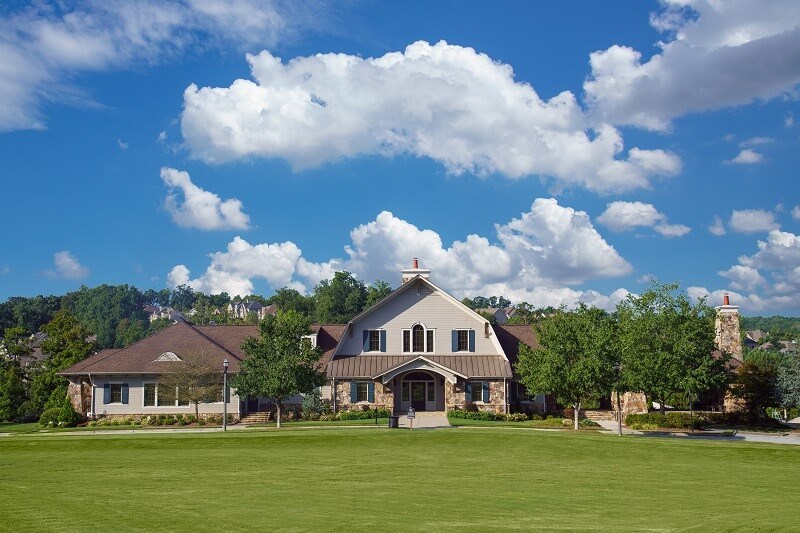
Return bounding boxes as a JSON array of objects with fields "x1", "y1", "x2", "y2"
[{"x1": 240, "y1": 413, "x2": 271, "y2": 424}]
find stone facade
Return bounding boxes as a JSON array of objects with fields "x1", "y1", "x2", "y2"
[
  {"x1": 445, "y1": 379, "x2": 506, "y2": 413},
  {"x1": 612, "y1": 391, "x2": 648, "y2": 417},
  {"x1": 335, "y1": 380, "x2": 394, "y2": 411},
  {"x1": 715, "y1": 300, "x2": 743, "y2": 361},
  {"x1": 67, "y1": 377, "x2": 91, "y2": 414}
]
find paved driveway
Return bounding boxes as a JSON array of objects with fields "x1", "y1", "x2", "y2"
[{"x1": 397, "y1": 411, "x2": 450, "y2": 429}]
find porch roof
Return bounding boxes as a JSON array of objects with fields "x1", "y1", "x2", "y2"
[{"x1": 327, "y1": 354, "x2": 513, "y2": 380}]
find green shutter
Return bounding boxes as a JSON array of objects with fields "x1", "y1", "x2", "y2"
[
  {"x1": 350, "y1": 381, "x2": 358, "y2": 403},
  {"x1": 469, "y1": 330, "x2": 476, "y2": 352},
  {"x1": 103, "y1": 383, "x2": 111, "y2": 404},
  {"x1": 452, "y1": 330, "x2": 458, "y2": 352},
  {"x1": 362, "y1": 330, "x2": 369, "y2": 351},
  {"x1": 380, "y1": 330, "x2": 386, "y2": 352},
  {"x1": 121, "y1": 383, "x2": 129, "y2": 404},
  {"x1": 367, "y1": 381, "x2": 375, "y2": 403},
  {"x1": 482, "y1": 382, "x2": 490, "y2": 403}
]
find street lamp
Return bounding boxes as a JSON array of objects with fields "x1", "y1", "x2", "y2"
[
  {"x1": 223, "y1": 358, "x2": 229, "y2": 432},
  {"x1": 613, "y1": 362, "x2": 622, "y2": 436}
]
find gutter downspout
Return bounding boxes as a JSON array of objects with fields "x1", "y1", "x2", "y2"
[
  {"x1": 88, "y1": 372, "x2": 95, "y2": 419},
  {"x1": 332, "y1": 378, "x2": 336, "y2": 412},
  {"x1": 503, "y1": 378, "x2": 507, "y2": 415}
]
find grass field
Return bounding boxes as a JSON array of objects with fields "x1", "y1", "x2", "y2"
[{"x1": 1, "y1": 427, "x2": 798, "y2": 531}]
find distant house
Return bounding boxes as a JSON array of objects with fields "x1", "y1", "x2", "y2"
[
  {"x1": 227, "y1": 301, "x2": 277, "y2": 321},
  {"x1": 475, "y1": 308, "x2": 510, "y2": 324},
  {"x1": 744, "y1": 329, "x2": 768, "y2": 349},
  {"x1": 144, "y1": 305, "x2": 185, "y2": 323}
]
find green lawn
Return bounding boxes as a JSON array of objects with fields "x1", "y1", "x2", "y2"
[{"x1": 1, "y1": 428, "x2": 797, "y2": 531}]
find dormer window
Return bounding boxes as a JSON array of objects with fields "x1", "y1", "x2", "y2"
[
  {"x1": 402, "y1": 324, "x2": 434, "y2": 353},
  {"x1": 362, "y1": 330, "x2": 386, "y2": 353}
]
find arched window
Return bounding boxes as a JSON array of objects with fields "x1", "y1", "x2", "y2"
[
  {"x1": 412, "y1": 324, "x2": 425, "y2": 352},
  {"x1": 403, "y1": 324, "x2": 435, "y2": 353}
]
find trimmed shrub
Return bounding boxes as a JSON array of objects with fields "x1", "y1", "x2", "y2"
[
  {"x1": 38, "y1": 408, "x2": 61, "y2": 427},
  {"x1": 505, "y1": 413, "x2": 529, "y2": 422},
  {"x1": 625, "y1": 412, "x2": 703, "y2": 430},
  {"x1": 447, "y1": 409, "x2": 505, "y2": 421},
  {"x1": 338, "y1": 407, "x2": 392, "y2": 420}
]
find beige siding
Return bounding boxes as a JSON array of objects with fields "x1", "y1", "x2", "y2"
[
  {"x1": 90, "y1": 375, "x2": 240, "y2": 417},
  {"x1": 338, "y1": 283, "x2": 502, "y2": 356}
]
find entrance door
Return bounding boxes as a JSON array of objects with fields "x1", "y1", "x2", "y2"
[{"x1": 411, "y1": 382, "x2": 427, "y2": 411}]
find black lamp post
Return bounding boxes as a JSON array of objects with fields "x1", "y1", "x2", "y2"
[
  {"x1": 223, "y1": 358, "x2": 229, "y2": 432},
  {"x1": 613, "y1": 362, "x2": 622, "y2": 436}
]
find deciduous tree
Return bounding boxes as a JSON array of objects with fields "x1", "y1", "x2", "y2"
[
  {"x1": 235, "y1": 310, "x2": 325, "y2": 427},
  {"x1": 157, "y1": 357, "x2": 223, "y2": 420},
  {"x1": 516, "y1": 304, "x2": 616, "y2": 429},
  {"x1": 616, "y1": 282, "x2": 721, "y2": 415}
]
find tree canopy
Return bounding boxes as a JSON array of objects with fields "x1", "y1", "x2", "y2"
[
  {"x1": 234, "y1": 310, "x2": 325, "y2": 427},
  {"x1": 516, "y1": 304, "x2": 617, "y2": 429},
  {"x1": 616, "y1": 282, "x2": 726, "y2": 414}
]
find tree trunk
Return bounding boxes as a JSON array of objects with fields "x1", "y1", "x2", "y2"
[
  {"x1": 276, "y1": 402, "x2": 282, "y2": 429},
  {"x1": 573, "y1": 401, "x2": 581, "y2": 430},
  {"x1": 659, "y1": 397, "x2": 666, "y2": 415},
  {"x1": 194, "y1": 401, "x2": 199, "y2": 421}
]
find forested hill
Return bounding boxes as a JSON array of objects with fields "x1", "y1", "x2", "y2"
[{"x1": 740, "y1": 316, "x2": 800, "y2": 339}]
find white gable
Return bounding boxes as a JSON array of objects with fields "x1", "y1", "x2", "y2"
[{"x1": 335, "y1": 277, "x2": 504, "y2": 356}]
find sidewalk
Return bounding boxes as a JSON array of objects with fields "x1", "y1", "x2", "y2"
[{"x1": 593, "y1": 419, "x2": 800, "y2": 445}]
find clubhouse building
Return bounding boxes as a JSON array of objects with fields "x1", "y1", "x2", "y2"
[{"x1": 60, "y1": 261, "x2": 541, "y2": 419}]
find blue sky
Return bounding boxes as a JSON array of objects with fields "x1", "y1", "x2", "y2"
[{"x1": 1, "y1": 0, "x2": 799, "y2": 316}]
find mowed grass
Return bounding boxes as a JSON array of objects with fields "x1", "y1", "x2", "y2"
[{"x1": 1, "y1": 428, "x2": 798, "y2": 532}]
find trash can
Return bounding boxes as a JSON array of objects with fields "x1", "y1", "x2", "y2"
[{"x1": 388, "y1": 415, "x2": 399, "y2": 428}]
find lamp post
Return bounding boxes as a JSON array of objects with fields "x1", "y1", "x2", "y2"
[
  {"x1": 222, "y1": 358, "x2": 229, "y2": 432},
  {"x1": 613, "y1": 362, "x2": 622, "y2": 436}
]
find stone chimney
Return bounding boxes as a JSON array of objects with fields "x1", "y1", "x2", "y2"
[
  {"x1": 401, "y1": 258, "x2": 431, "y2": 284},
  {"x1": 715, "y1": 293, "x2": 742, "y2": 362}
]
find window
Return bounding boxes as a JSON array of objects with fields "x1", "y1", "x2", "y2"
[
  {"x1": 103, "y1": 383, "x2": 128, "y2": 405},
  {"x1": 469, "y1": 381, "x2": 488, "y2": 403},
  {"x1": 369, "y1": 330, "x2": 380, "y2": 352},
  {"x1": 457, "y1": 330, "x2": 469, "y2": 351},
  {"x1": 157, "y1": 385, "x2": 176, "y2": 407},
  {"x1": 412, "y1": 324, "x2": 425, "y2": 352},
  {"x1": 110, "y1": 384, "x2": 123, "y2": 403},
  {"x1": 363, "y1": 329, "x2": 385, "y2": 352},
  {"x1": 403, "y1": 324, "x2": 434, "y2": 353},
  {"x1": 144, "y1": 383, "x2": 156, "y2": 407},
  {"x1": 351, "y1": 381, "x2": 374, "y2": 403},
  {"x1": 356, "y1": 382, "x2": 369, "y2": 402}
]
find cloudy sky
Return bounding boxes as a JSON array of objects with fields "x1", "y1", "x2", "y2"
[{"x1": 1, "y1": 0, "x2": 799, "y2": 316}]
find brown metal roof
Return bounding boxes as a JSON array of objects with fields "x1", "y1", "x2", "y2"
[{"x1": 327, "y1": 354, "x2": 513, "y2": 379}]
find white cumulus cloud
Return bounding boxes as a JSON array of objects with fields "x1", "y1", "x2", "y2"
[
  {"x1": 161, "y1": 167, "x2": 250, "y2": 230},
  {"x1": 596, "y1": 201, "x2": 690, "y2": 237},
  {"x1": 168, "y1": 198, "x2": 632, "y2": 310},
  {"x1": 729, "y1": 209, "x2": 779, "y2": 234},
  {"x1": 47, "y1": 251, "x2": 89, "y2": 279},
  {"x1": 181, "y1": 40, "x2": 680, "y2": 193},
  {"x1": 725, "y1": 149, "x2": 764, "y2": 165},
  {"x1": 792, "y1": 205, "x2": 800, "y2": 220},
  {"x1": 584, "y1": 0, "x2": 800, "y2": 131},
  {"x1": 709, "y1": 215, "x2": 726, "y2": 236},
  {"x1": 0, "y1": 1, "x2": 317, "y2": 132},
  {"x1": 691, "y1": 229, "x2": 800, "y2": 312}
]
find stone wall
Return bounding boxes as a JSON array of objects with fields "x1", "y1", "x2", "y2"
[
  {"x1": 66, "y1": 378, "x2": 91, "y2": 414},
  {"x1": 611, "y1": 391, "x2": 648, "y2": 417},
  {"x1": 335, "y1": 380, "x2": 394, "y2": 411},
  {"x1": 446, "y1": 380, "x2": 506, "y2": 413}
]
